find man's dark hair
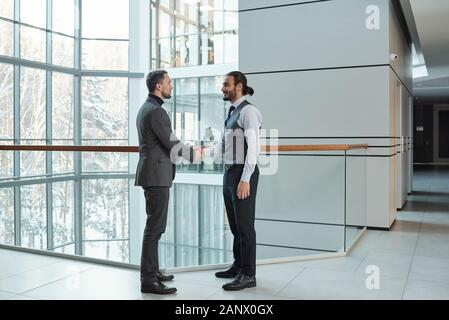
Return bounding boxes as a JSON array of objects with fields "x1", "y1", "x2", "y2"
[
  {"x1": 146, "y1": 70, "x2": 168, "y2": 93},
  {"x1": 226, "y1": 71, "x2": 255, "y2": 96}
]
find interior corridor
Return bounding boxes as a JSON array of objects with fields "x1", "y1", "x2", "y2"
[{"x1": 1, "y1": 165, "x2": 449, "y2": 300}]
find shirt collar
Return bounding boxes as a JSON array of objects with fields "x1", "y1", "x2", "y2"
[
  {"x1": 231, "y1": 95, "x2": 247, "y2": 109},
  {"x1": 148, "y1": 94, "x2": 164, "y2": 106}
]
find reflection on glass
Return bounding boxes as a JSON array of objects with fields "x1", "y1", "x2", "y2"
[
  {"x1": 152, "y1": 0, "x2": 238, "y2": 68},
  {"x1": 81, "y1": 77, "x2": 128, "y2": 140},
  {"x1": 20, "y1": 26, "x2": 46, "y2": 62},
  {"x1": 0, "y1": 20, "x2": 13, "y2": 56},
  {"x1": 21, "y1": 183, "x2": 47, "y2": 250},
  {"x1": 175, "y1": 34, "x2": 199, "y2": 67},
  {"x1": 0, "y1": 188, "x2": 14, "y2": 245},
  {"x1": 20, "y1": 0, "x2": 46, "y2": 28},
  {"x1": 159, "y1": 184, "x2": 232, "y2": 268},
  {"x1": 52, "y1": 34, "x2": 74, "y2": 67},
  {"x1": 52, "y1": 0, "x2": 74, "y2": 35},
  {"x1": 175, "y1": 184, "x2": 199, "y2": 266},
  {"x1": 82, "y1": 0, "x2": 129, "y2": 39},
  {"x1": 0, "y1": 0, "x2": 14, "y2": 19},
  {"x1": 154, "y1": 37, "x2": 172, "y2": 68},
  {"x1": 175, "y1": 78, "x2": 199, "y2": 142},
  {"x1": 53, "y1": 181, "x2": 75, "y2": 247},
  {"x1": 199, "y1": 185, "x2": 229, "y2": 264},
  {"x1": 54, "y1": 244, "x2": 75, "y2": 255},
  {"x1": 82, "y1": 40, "x2": 128, "y2": 70}
]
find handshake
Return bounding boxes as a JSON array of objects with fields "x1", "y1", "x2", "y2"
[{"x1": 192, "y1": 146, "x2": 208, "y2": 164}]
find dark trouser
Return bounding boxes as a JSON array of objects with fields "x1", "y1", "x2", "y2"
[
  {"x1": 140, "y1": 186, "x2": 170, "y2": 283},
  {"x1": 223, "y1": 164, "x2": 259, "y2": 277}
]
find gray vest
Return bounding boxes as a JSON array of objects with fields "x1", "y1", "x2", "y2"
[{"x1": 222, "y1": 100, "x2": 252, "y2": 165}]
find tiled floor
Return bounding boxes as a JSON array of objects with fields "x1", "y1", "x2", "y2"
[{"x1": 2, "y1": 165, "x2": 449, "y2": 300}]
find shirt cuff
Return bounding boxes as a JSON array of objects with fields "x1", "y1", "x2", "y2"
[{"x1": 240, "y1": 168, "x2": 253, "y2": 183}]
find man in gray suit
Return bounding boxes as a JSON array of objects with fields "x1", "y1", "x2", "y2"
[{"x1": 135, "y1": 70, "x2": 199, "y2": 295}]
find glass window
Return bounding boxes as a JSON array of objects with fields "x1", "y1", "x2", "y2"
[
  {"x1": 53, "y1": 181, "x2": 75, "y2": 247},
  {"x1": 0, "y1": 147, "x2": 14, "y2": 179},
  {"x1": 199, "y1": 185, "x2": 229, "y2": 264},
  {"x1": 175, "y1": 184, "x2": 199, "y2": 267},
  {"x1": 20, "y1": 26, "x2": 46, "y2": 62},
  {"x1": 83, "y1": 240, "x2": 129, "y2": 263},
  {"x1": 52, "y1": 34, "x2": 74, "y2": 67},
  {"x1": 81, "y1": 77, "x2": 128, "y2": 140},
  {"x1": 52, "y1": 0, "x2": 74, "y2": 36},
  {"x1": 0, "y1": 63, "x2": 14, "y2": 140},
  {"x1": 52, "y1": 72, "x2": 74, "y2": 140},
  {"x1": 175, "y1": 78, "x2": 199, "y2": 144},
  {"x1": 21, "y1": 183, "x2": 47, "y2": 250},
  {"x1": 82, "y1": 178, "x2": 129, "y2": 263},
  {"x1": 82, "y1": 0, "x2": 129, "y2": 39},
  {"x1": 0, "y1": 63, "x2": 14, "y2": 178},
  {"x1": 175, "y1": 34, "x2": 199, "y2": 67},
  {"x1": 54, "y1": 243, "x2": 75, "y2": 255},
  {"x1": 20, "y1": 0, "x2": 46, "y2": 28},
  {"x1": 82, "y1": 40, "x2": 128, "y2": 70},
  {"x1": 159, "y1": 10, "x2": 173, "y2": 38},
  {"x1": 20, "y1": 67, "x2": 46, "y2": 177},
  {"x1": 159, "y1": 0, "x2": 174, "y2": 11},
  {"x1": 20, "y1": 67, "x2": 46, "y2": 140},
  {"x1": 200, "y1": 76, "x2": 225, "y2": 142},
  {"x1": 224, "y1": 32, "x2": 237, "y2": 63},
  {"x1": 0, "y1": 0, "x2": 14, "y2": 19},
  {"x1": 20, "y1": 140, "x2": 46, "y2": 176},
  {"x1": 0, "y1": 188, "x2": 14, "y2": 245},
  {"x1": 82, "y1": 140, "x2": 128, "y2": 172},
  {"x1": 52, "y1": 72, "x2": 74, "y2": 174},
  {"x1": 0, "y1": 20, "x2": 13, "y2": 56}
]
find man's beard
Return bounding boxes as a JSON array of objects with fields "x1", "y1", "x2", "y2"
[
  {"x1": 222, "y1": 90, "x2": 236, "y2": 101},
  {"x1": 162, "y1": 92, "x2": 172, "y2": 99}
]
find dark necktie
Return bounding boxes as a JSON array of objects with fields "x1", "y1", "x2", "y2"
[{"x1": 225, "y1": 105, "x2": 236, "y2": 125}]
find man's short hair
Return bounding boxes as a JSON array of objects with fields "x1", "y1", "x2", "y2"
[{"x1": 146, "y1": 70, "x2": 167, "y2": 93}]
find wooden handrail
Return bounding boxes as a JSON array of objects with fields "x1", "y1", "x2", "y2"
[
  {"x1": 0, "y1": 144, "x2": 368, "y2": 152},
  {"x1": 262, "y1": 144, "x2": 368, "y2": 152}
]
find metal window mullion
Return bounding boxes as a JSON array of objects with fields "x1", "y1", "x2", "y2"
[
  {"x1": 173, "y1": 184, "x2": 177, "y2": 267},
  {"x1": 13, "y1": 0, "x2": 21, "y2": 247},
  {"x1": 74, "y1": 0, "x2": 83, "y2": 256},
  {"x1": 197, "y1": 77, "x2": 201, "y2": 173},
  {"x1": 197, "y1": 184, "x2": 201, "y2": 265},
  {"x1": 172, "y1": 0, "x2": 176, "y2": 67},
  {"x1": 197, "y1": 2, "x2": 201, "y2": 65},
  {"x1": 45, "y1": 0, "x2": 54, "y2": 250}
]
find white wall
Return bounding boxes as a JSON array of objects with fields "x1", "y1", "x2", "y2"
[{"x1": 240, "y1": 0, "x2": 412, "y2": 232}]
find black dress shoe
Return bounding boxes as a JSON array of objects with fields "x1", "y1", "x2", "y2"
[
  {"x1": 222, "y1": 274, "x2": 256, "y2": 291},
  {"x1": 215, "y1": 265, "x2": 240, "y2": 278},
  {"x1": 141, "y1": 280, "x2": 177, "y2": 295},
  {"x1": 156, "y1": 271, "x2": 174, "y2": 282}
]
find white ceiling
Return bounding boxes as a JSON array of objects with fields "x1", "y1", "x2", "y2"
[{"x1": 406, "y1": 0, "x2": 449, "y2": 99}]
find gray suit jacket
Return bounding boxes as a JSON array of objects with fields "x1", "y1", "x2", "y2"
[{"x1": 134, "y1": 96, "x2": 193, "y2": 187}]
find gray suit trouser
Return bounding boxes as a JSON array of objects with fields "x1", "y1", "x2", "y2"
[{"x1": 140, "y1": 186, "x2": 169, "y2": 283}]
